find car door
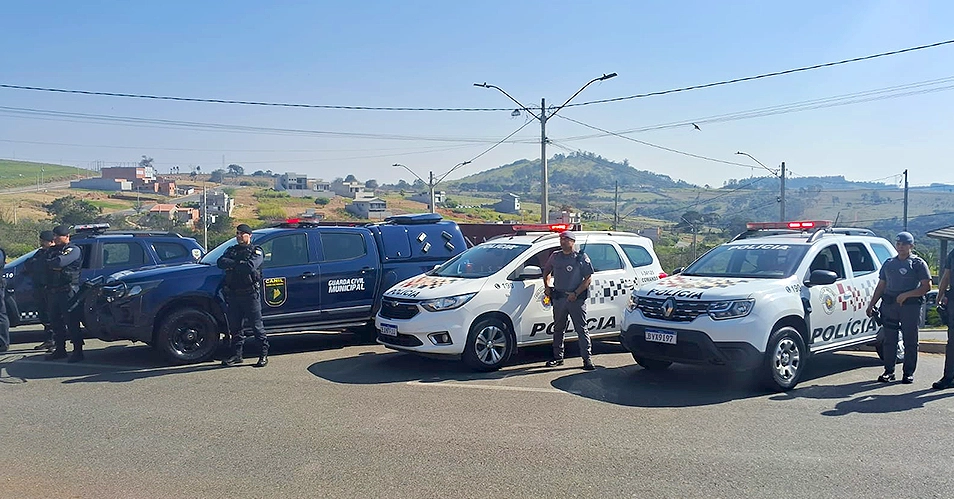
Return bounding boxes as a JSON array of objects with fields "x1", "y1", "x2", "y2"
[
  {"x1": 257, "y1": 231, "x2": 321, "y2": 327},
  {"x1": 840, "y1": 241, "x2": 883, "y2": 342},
  {"x1": 574, "y1": 240, "x2": 629, "y2": 337},
  {"x1": 99, "y1": 241, "x2": 148, "y2": 278},
  {"x1": 804, "y1": 243, "x2": 854, "y2": 349},
  {"x1": 514, "y1": 245, "x2": 561, "y2": 343},
  {"x1": 317, "y1": 230, "x2": 378, "y2": 322}
]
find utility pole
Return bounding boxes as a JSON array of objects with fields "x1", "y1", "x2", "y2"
[
  {"x1": 780, "y1": 162, "x2": 786, "y2": 222},
  {"x1": 613, "y1": 181, "x2": 619, "y2": 231},
  {"x1": 429, "y1": 171, "x2": 436, "y2": 214},
  {"x1": 203, "y1": 184, "x2": 209, "y2": 250},
  {"x1": 903, "y1": 169, "x2": 909, "y2": 231},
  {"x1": 475, "y1": 73, "x2": 617, "y2": 223}
]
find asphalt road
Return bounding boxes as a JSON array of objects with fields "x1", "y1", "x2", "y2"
[{"x1": 2, "y1": 327, "x2": 954, "y2": 498}]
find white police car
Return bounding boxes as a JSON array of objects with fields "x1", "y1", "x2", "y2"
[
  {"x1": 375, "y1": 231, "x2": 665, "y2": 371},
  {"x1": 621, "y1": 221, "x2": 900, "y2": 391}
]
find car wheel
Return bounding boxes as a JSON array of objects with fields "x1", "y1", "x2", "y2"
[
  {"x1": 346, "y1": 323, "x2": 379, "y2": 344},
  {"x1": 874, "y1": 329, "x2": 905, "y2": 364},
  {"x1": 762, "y1": 326, "x2": 807, "y2": 391},
  {"x1": 631, "y1": 354, "x2": 672, "y2": 371},
  {"x1": 155, "y1": 308, "x2": 220, "y2": 364},
  {"x1": 462, "y1": 318, "x2": 514, "y2": 371}
]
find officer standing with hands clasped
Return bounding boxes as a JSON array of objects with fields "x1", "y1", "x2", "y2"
[
  {"x1": 45, "y1": 225, "x2": 85, "y2": 362},
  {"x1": 866, "y1": 231, "x2": 931, "y2": 384},
  {"x1": 218, "y1": 223, "x2": 269, "y2": 368},
  {"x1": 932, "y1": 246, "x2": 954, "y2": 389},
  {"x1": 543, "y1": 231, "x2": 596, "y2": 371},
  {"x1": 25, "y1": 230, "x2": 57, "y2": 351}
]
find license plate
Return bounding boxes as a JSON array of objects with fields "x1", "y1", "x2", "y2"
[
  {"x1": 645, "y1": 328, "x2": 677, "y2": 345},
  {"x1": 380, "y1": 323, "x2": 399, "y2": 337}
]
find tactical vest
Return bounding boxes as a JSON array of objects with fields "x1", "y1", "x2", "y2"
[
  {"x1": 51, "y1": 244, "x2": 82, "y2": 287},
  {"x1": 223, "y1": 245, "x2": 262, "y2": 291}
]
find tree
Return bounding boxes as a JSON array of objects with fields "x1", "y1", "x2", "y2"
[
  {"x1": 253, "y1": 170, "x2": 265, "y2": 177},
  {"x1": 227, "y1": 164, "x2": 244, "y2": 177},
  {"x1": 344, "y1": 174, "x2": 358, "y2": 183},
  {"x1": 139, "y1": 155, "x2": 154, "y2": 169},
  {"x1": 45, "y1": 196, "x2": 103, "y2": 225},
  {"x1": 364, "y1": 179, "x2": 378, "y2": 189},
  {"x1": 209, "y1": 169, "x2": 226, "y2": 183}
]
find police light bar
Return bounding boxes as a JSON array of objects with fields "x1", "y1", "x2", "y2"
[
  {"x1": 285, "y1": 218, "x2": 300, "y2": 224},
  {"x1": 745, "y1": 220, "x2": 833, "y2": 231},
  {"x1": 73, "y1": 223, "x2": 111, "y2": 232}
]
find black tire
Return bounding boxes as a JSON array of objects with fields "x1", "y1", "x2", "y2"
[
  {"x1": 874, "y1": 328, "x2": 905, "y2": 364},
  {"x1": 462, "y1": 317, "x2": 514, "y2": 372},
  {"x1": 155, "y1": 308, "x2": 220, "y2": 364},
  {"x1": 632, "y1": 354, "x2": 672, "y2": 371},
  {"x1": 762, "y1": 326, "x2": 807, "y2": 391}
]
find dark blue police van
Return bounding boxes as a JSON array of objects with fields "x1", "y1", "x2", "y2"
[
  {"x1": 3, "y1": 224, "x2": 205, "y2": 327},
  {"x1": 83, "y1": 214, "x2": 467, "y2": 363}
]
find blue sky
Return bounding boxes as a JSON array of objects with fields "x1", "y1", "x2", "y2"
[{"x1": 1, "y1": 0, "x2": 953, "y2": 189}]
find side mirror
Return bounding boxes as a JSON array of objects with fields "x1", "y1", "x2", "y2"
[
  {"x1": 804, "y1": 269, "x2": 837, "y2": 287},
  {"x1": 671, "y1": 267, "x2": 684, "y2": 275},
  {"x1": 513, "y1": 265, "x2": 543, "y2": 280}
]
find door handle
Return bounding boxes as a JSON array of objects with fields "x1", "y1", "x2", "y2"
[
  {"x1": 299, "y1": 272, "x2": 317, "y2": 279},
  {"x1": 360, "y1": 266, "x2": 373, "y2": 274}
]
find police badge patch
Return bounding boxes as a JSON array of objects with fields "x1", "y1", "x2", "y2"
[{"x1": 264, "y1": 277, "x2": 287, "y2": 307}]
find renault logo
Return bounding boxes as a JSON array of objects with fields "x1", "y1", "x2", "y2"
[{"x1": 662, "y1": 297, "x2": 676, "y2": 318}]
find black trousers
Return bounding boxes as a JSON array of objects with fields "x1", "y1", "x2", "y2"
[
  {"x1": 880, "y1": 300, "x2": 920, "y2": 376},
  {"x1": 226, "y1": 291, "x2": 268, "y2": 355},
  {"x1": 0, "y1": 289, "x2": 9, "y2": 349},
  {"x1": 49, "y1": 287, "x2": 83, "y2": 348}
]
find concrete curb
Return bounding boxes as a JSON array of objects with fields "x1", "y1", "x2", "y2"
[{"x1": 854, "y1": 341, "x2": 946, "y2": 355}]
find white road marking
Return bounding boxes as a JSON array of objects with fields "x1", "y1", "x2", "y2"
[{"x1": 405, "y1": 380, "x2": 566, "y2": 394}]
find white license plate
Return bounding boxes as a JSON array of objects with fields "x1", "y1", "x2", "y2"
[
  {"x1": 645, "y1": 328, "x2": 677, "y2": 345},
  {"x1": 380, "y1": 323, "x2": 399, "y2": 337}
]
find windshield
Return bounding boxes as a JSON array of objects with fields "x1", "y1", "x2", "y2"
[
  {"x1": 682, "y1": 243, "x2": 809, "y2": 278},
  {"x1": 432, "y1": 242, "x2": 530, "y2": 278}
]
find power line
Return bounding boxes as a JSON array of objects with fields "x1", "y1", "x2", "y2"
[
  {"x1": 0, "y1": 137, "x2": 479, "y2": 154},
  {"x1": 2, "y1": 38, "x2": 952, "y2": 112},
  {"x1": 622, "y1": 177, "x2": 771, "y2": 221},
  {"x1": 557, "y1": 76, "x2": 954, "y2": 141},
  {"x1": 556, "y1": 114, "x2": 757, "y2": 169},
  {"x1": 438, "y1": 119, "x2": 535, "y2": 179},
  {"x1": 565, "y1": 38, "x2": 954, "y2": 108}
]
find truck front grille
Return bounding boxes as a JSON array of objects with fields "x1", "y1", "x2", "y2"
[
  {"x1": 637, "y1": 297, "x2": 711, "y2": 322},
  {"x1": 380, "y1": 299, "x2": 420, "y2": 320}
]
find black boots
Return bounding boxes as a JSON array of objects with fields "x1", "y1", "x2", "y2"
[
  {"x1": 253, "y1": 350, "x2": 268, "y2": 368},
  {"x1": 68, "y1": 345, "x2": 84, "y2": 363},
  {"x1": 221, "y1": 353, "x2": 243, "y2": 367},
  {"x1": 45, "y1": 348, "x2": 68, "y2": 361}
]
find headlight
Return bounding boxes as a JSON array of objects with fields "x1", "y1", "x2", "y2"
[
  {"x1": 626, "y1": 291, "x2": 640, "y2": 312},
  {"x1": 420, "y1": 293, "x2": 477, "y2": 312},
  {"x1": 104, "y1": 280, "x2": 162, "y2": 302},
  {"x1": 708, "y1": 299, "x2": 755, "y2": 320}
]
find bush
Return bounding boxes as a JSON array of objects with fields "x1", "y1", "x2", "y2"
[
  {"x1": 254, "y1": 189, "x2": 291, "y2": 200},
  {"x1": 314, "y1": 197, "x2": 330, "y2": 206},
  {"x1": 256, "y1": 203, "x2": 286, "y2": 220}
]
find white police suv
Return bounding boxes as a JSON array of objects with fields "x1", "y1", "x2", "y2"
[
  {"x1": 375, "y1": 230, "x2": 665, "y2": 371},
  {"x1": 621, "y1": 221, "x2": 900, "y2": 391}
]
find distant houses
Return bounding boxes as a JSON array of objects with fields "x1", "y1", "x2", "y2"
[
  {"x1": 494, "y1": 193, "x2": 521, "y2": 214},
  {"x1": 274, "y1": 172, "x2": 334, "y2": 199},
  {"x1": 346, "y1": 197, "x2": 391, "y2": 219}
]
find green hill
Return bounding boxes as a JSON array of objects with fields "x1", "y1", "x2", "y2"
[
  {"x1": 0, "y1": 159, "x2": 92, "y2": 189},
  {"x1": 445, "y1": 151, "x2": 694, "y2": 194}
]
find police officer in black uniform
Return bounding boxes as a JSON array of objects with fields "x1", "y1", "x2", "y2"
[
  {"x1": 218, "y1": 223, "x2": 268, "y2": 367},
  {"x1": 0, "y1": 245, "x2": 9, "y2": 352},
  {"x1": 25, "y1": 230, "x2": 57, "y2": 351},
  {"x1": 45, "y1": 225, "x2": 85, "y2": 362}
]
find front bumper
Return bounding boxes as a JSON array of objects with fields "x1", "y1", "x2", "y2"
[
  {"x1": 374, "y1": 309, "x2": 469, "y2": 357},
  {"x1": 620, "y1": 324, "x2": 762, "y2": 371},
  {"x1": 85, "y1": 294, "x2": 153, "y2": 343}
]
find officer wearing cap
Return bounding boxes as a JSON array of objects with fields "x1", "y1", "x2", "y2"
[
  {"x1": 44, "y1": 225, "x2": 85, "y2": 362},
  {"x1": 24, "y1": 230, "x2": 57, "y2": 351},
  {"x1": 543, "y1": 231, "x2": 596, "y2": 370},
  {"x1": 218, "y1": 223, "x2": 268, "y2": 367},
  {"x1": 866, "y1": 231, "x2": 931, "y2": 384}
]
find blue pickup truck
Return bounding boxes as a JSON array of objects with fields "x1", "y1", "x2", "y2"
[
  {"x1": 3, "y1": 225, "x2": 205, "y2": 327},
  {"x1": 83, "y1": 214, "x2": 467, "y2": 363}
]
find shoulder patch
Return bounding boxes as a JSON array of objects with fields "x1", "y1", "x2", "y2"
[
  {"x1": 63, "y1": 247, "x2": 74, "y2": 254},
  {"x1": 255, "y1": 247, "x2": 264, "y2": 255}
]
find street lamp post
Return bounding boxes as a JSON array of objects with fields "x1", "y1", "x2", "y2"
[
  {"x1": 475, "y1": 73, "x2": 617, "y2": 223},
  {"x1": 394, "y1": 161, "x2": 471, "y2": 214},
  {"x1": 736, "y1": 151, "x2": 786, "y2": 222}
]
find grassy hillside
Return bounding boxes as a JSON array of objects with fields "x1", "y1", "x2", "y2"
[{"x1": 0, "y1": 159, "x2": 93, "y2": 189}]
